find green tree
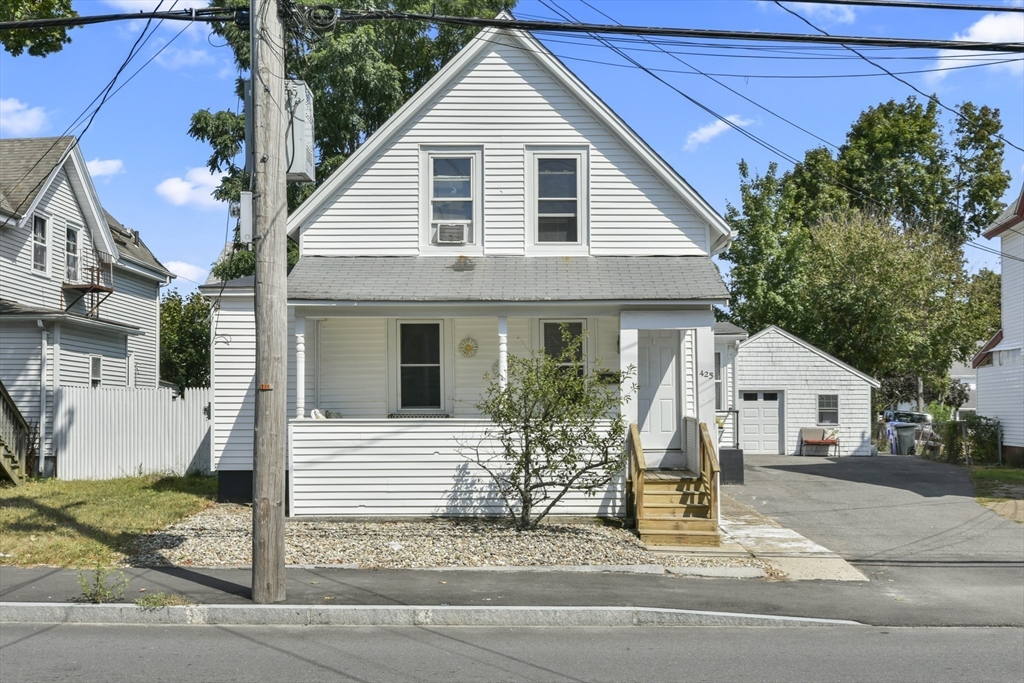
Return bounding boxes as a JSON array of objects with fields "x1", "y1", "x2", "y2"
[
  {"x1": 160, "y1": 290, "x2": 211, "y2": 390},
  {"x1": 194, "y1": 0, "x2": 515, "y2": 280},
  {"x1": 465, "y1": 327, "x2": 635, "y2": 530},
  {"x1": 0, "y1": 0, "x2": 76, "y2": 57},
  {"x1": 964, "y1": 268, "x2": 1001, "y2": 344}
]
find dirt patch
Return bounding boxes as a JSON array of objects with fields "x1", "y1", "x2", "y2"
[{"x1": 982, "y1": 499, "x2": 1024, "y2": 523}]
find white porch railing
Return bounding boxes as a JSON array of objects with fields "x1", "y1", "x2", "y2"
[{"x1": 288, "y1": 418, "x2": 625, "y2": 518}]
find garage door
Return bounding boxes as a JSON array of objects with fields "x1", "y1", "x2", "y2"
[{"x1": 740, "y1": 391, "x2": 783, "y2": 454}]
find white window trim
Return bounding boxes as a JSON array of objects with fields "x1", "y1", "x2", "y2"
[
  {"x1": 90, "y1": 355, "x2": 103, "y2": 388},
  {"x1": 65, "y1": 224, "x2": 81, "y2": 282},
  {"x1": 714, "y1": 351, "x2": 723, "y2": 410},
  {"x1": 420, "y1": 147, "x2": 484, "y2": 255},
  {"x1": 817, "y1": 393, "x2": 840, "y2": 426},
  {"x1": 387, "y1": 318, "x2": 454, "y2": 415},
  {"x1": 526, "y1": 147, "x2": 589, "y2": 255},
  {"x1": 31, "y1": 212, "x2": 51, "y2": 277},
  {"x1": 126, "y1": 352, "x2": 135, "y2": 387}
]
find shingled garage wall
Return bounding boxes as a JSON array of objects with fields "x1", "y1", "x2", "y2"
[{"x1": 734, "y1": 327, "x2": 878, "y2": 457}]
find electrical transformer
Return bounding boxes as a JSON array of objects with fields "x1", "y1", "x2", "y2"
[{"x1": 285, "y1": 80, "x2": 316, "y2": 183}]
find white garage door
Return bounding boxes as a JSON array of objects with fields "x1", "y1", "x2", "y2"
[{"x1": 740, "y1": 391, "x2": 783, "y2": 454}]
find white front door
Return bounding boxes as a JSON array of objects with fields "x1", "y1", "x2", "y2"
[
  {"x1": 637, "y1": 330, "x2": 681, "y2": 451},
  {"x1": 740, "y1": 391, "x2": 784, "y2": 454}
]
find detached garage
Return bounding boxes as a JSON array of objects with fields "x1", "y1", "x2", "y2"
[{"x1": 727, "y1": 326, "x2": 880, "y2": 457}]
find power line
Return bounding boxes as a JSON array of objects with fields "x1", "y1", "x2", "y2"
[
  {"x1": 5, "y1": 7, "x2": 1023, "y2": 52},
  {"x1": 773, "y1": 1, "x2": 1024, "y2": 153}
]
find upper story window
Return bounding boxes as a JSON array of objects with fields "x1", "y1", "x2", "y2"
[
  {"x1": 65, "y1": 226, "x2": 80, "y2": 281},
  {"x1": 32, "y1": 215, "x2": 48, "y2": 273},
  {"x1": 430, "y1": 156, "x2": 474, "y2": 245},
  {"x1": 537, "y1": 158, "x2": 579, "y2": 243}
]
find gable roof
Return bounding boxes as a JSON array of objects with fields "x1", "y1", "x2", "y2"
[
  {"x1": 983, "y1": 185, "x2": 1023, "y2": 239},
  {"x1": 286, "y1": 19, "x2": 733, "y2": 252},
  {"x1": 103, "y1": 210, "x2": 172, "y2": 277},
  {"x1": 714, "y1": 321, "x2": 747, "y2": 336},
  {"x1": 741, "y1": 325, "x2": 881, "y2": 388},
  {"x1": 286, "y1": 255, "x2": 728, "y2": 303},
  {"x1": 972, "y1": 329, "x2": 1003, "y2": 368},
  {"x1": 0, "y1": 136, "x2": 118, "y2": 258}
]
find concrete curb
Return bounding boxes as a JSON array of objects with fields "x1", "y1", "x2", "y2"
[{"x1": 0, "y1": 602, "x2": 862, "y2": 628}]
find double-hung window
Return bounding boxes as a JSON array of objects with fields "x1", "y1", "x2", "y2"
[
  {"x1": 65, "y1": 227, "x2": 80, "y2": 281},
  {"x1": 430, "y1": 157, "x2": 474, "y2": 244},
  {"x1": 32, "y1": 215, "x2": 48, "y2": 273},
  {"x1": 536, "y1": 158, "x2": 579, "y2": 243},
  {"x1": 90, "y1": 356, "x2": 102, "y2": 388},
  {"x1": 542, "y1": 321, "x2": 585, "y2": 371},
  {"x1": 818, "y1": 394, "x2": 839, "y2": 425},
  {"x1": 399, "y1": 323, "x2": 442, "y2": 410},
  {"x1": 714, "y1": 352, "x2": 723, "y2": 410}
]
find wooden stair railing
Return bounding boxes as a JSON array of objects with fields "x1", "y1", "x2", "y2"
[
  {"x1": 627, "y1": 423, "x2": 646, "y2": 522},
  {"x1": 698, "y1": 422, "x2": 721, "y2": 527},
  {"x1": 0, "y1": 379, "x2": 30, "y2": 485}
]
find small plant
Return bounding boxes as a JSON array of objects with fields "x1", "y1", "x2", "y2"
[
  {"x1": 77, "y1": 566, "x2": 130, "y2": 603},
  {"x1": 135, "y1": 591, "x2": 192, "y2": 610}
]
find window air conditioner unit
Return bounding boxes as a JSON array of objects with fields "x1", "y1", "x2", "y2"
[{"x1": 436, "y1": 223, "x2": 468, "y2": 244}]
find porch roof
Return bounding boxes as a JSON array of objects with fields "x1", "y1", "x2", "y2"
[{"x1": 285, "y1": 256, "x2": 728, "y2": 303}]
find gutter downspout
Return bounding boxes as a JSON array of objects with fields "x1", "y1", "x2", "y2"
[{"x1": 37, "y1": 320, "x2": 47, "y2": 476}]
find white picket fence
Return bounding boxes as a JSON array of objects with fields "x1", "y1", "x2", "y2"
[{"x1": 53, "y1": 386, "x2": 211, "y2": 480}]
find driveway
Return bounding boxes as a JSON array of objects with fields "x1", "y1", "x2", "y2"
[{"x1": 726, "y1": 453, "x2": 1024, "y2": 564}]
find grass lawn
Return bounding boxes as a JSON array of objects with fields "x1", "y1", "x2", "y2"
[
  {"x1": 0, "y1": 474, "x2": 217, "y2": 567},
  {"x1": 970, "y1": 466, "x2": 1024, "y2": 500}
]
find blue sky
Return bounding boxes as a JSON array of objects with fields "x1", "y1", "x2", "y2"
[{"x1": 2, "y1": 0, "x2": 1022, "y2": 293}]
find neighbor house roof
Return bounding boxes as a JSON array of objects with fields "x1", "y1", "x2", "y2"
[
  {"x1": 741, "y1": 325, "x2": 881, "y2": 388},
  {"x1": 982, "y1": 185, "x2": 1023, "y2": 239},
  {"x1": 714, "y1": 321, "x2": 747, "y2": 336},
  {"x1": 0, "y1": 298, "x2": 143, "y2": 335},
  {"x1": 0, "y1": 136, "x2": 76, "y2": 219},
  {"x1": 284, "y1": 256, "x2": 728, "y2": 303},
  {"x1": 103, "y1": 210, "x2": 172, "y2": 277},
  {"x1": 286, "y1": 14, "x2": 733, "y2": 254}
]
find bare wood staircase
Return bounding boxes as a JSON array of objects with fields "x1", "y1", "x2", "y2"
[
  {"x1": 628, "y1": 422, "x2": 720, "y2": 547},
  {"x1": 0, "y1": 379, "x2": 30, "y2": 486}
]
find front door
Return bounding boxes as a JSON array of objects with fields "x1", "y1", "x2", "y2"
[{"x1": 637, "y1": 330, "x2": 681, "y2": 451}]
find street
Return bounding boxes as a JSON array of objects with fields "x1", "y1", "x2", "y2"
[{"x1": 1, "y1": 623, "x2": 1022, "y2": 683}]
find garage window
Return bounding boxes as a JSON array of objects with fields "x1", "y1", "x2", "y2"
[
  {"x1": 742, "y1": 392, "x2": 757, "y2": 401},
  {"x1": 818, "y1": 394, "x2": 839, "y2": 425}
]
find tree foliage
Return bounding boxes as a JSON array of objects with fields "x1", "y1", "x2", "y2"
[
  {"x1": 194, "y1": 0, "x2": 515, "y2": 280},
  {"x1": 465, "y1": 327, "x2": 635, "y2": 530},
  {"x1": 160, "y1": 290, "x2": 211, "y2": 390},
  {"x1": 1, "y1": 0, "x2": 76, "y2": 57}
]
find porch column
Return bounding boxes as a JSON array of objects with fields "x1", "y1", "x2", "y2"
[
  {"x1": 295, "y1": 316, "x2": 305, "y2": 419},
  {"x1": 497, "y1": 316, "x2": 508, "y2": 390}
]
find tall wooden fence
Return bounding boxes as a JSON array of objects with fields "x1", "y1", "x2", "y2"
[{"x1": 53, "y1": 386, "x2": 210, "y2": 480}]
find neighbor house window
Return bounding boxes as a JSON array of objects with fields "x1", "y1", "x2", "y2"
[
  {"x1": 542, "y1": 321, "x2": 585, "y2": 371},
  {"x1": 430, "y1": 157, "x2": 473, "y2": 244},
  {"x1": 32, "y1": 215, "x2": 48, "y2": 273},
  {"x1": 818, "y1": 394, "x2": 839, "y2": 425},
  {"x1": 90, "y1": 356, "x2": 102, "y2": 388},
  {"x1": 399, "y1": 322, "x2": 442, "y2": 410},
  {"x1": 714, "y1": 352, "x2": 723, "y2": 410},
  {"x1": 65, "y1": 226, "x2": 80, "y2": 281},
  {"x1": 536, "y1": 158, "x2": 579, "y2": 243}
]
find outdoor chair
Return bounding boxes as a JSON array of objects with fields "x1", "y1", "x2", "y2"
[{"x1": 798, "y1": 427, "x2": 840, "y2": 457}]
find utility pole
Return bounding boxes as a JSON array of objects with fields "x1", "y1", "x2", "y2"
[{"x1": 250, "y1": 0, "x2": 287, "y2": 604}]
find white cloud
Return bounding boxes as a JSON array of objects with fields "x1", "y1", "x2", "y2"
[
  {"x1": 798, "y1": 1, "x2": 856, "y2": 25},
  {"x1": 155, "y1": 47, "x2": 214, "y2": 69},
  {"x1": 684, "y1": 115, "x2": 754, "y2": 152},
  {"x1": 928, "y1": 13, "x2": 1024, "y2": 82},
  {"x1": 0, "y1": 98, "x2": 48, "y2": 136},
  {"x1": 156, "y1": 167, "x2": 225, "y2": 209},
  {"x1": 87, "y1": 158, "x2": 125, "y2": 178},
  {"x1": 165, "y1": 260, "x2": 209, "y2": 284}
]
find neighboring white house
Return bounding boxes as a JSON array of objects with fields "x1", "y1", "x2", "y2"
[
  {"x1": 0, "y1": 136, "x2": 173, "y2": 475},
  {"x1": 714, "y1": 326, "x2": 878, "y2": 457},
  {"x1": 203, "y1": 18, "x2": 734, "y2": 521},
  {"x1": 974, "y1": 185, "x2": 1024, "y2": 465}
]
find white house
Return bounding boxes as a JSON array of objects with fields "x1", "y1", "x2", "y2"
[
  {"x1": 0, "y1": 136, "x2": 173, "y2": 476},
  {"x1": 715, "y1": 325, "x2": 880, "y2": 457},
  {"x1": 203, "y1": 19, "x2": 732, "y2": 542},
  {"x1": 974, "y1": 185, "x2": 1024, "y2": 465}
]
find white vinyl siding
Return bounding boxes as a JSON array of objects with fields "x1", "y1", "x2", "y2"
[
  {"x1": 0, "y1": 322, "x2": 43, "y2": 441},
  {"x1": 60, "y1": 327, "x2": 127, "y2": 388},
  {"x1": 210, "y1": 297, "x2": 256, "y2": 470},
  {"x1": 102, "y1": 269, "x2": 161, "y2": 387},
  {"x1": 1000, "y1": 231, "x2": 1023, "y2": 348},
  {"x1": 289, "y1": 419, "x2": 624, "y2": 517},
  {"x1": 316, "y1": 318, "x2": 388, "y2": 419},
  {"x1": 300, "y1": 38, "x2": 710, "y2": 258},
  {"x1": 735, "y1": 328, "x2": 875, "y2": 457}
]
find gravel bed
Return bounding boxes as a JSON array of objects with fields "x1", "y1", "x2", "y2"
[{"x1": 124, "y1": 505, "x2": 771, "y2": 573}]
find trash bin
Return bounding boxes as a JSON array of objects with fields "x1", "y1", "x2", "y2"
[{"x1": 887, "y1": 422, "x2": 918, "y2": 455}]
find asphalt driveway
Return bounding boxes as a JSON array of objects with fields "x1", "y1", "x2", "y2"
[{"x1": 725, "y1": 453, "x2": 1024, "y2": 564}]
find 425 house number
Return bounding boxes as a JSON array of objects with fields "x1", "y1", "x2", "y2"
[{"x1": 698, "y1": 370, "x2": 714, "y2": 379}]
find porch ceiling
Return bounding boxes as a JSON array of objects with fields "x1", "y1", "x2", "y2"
[{"x1": 286, "y1": 255, "x2": 728, "y2": 303}]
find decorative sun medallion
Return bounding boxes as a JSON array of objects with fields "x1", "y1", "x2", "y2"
[{"x1": 458, "y1": 337, "x2": 479, "y2": 357}]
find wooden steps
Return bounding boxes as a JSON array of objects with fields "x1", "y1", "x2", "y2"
[
  {"x1": 627, "y1": 423, "x2": 721, "y2": 548},
  {"x1": 0, "y1": 379, "x2": 30, "y2": 486}
]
